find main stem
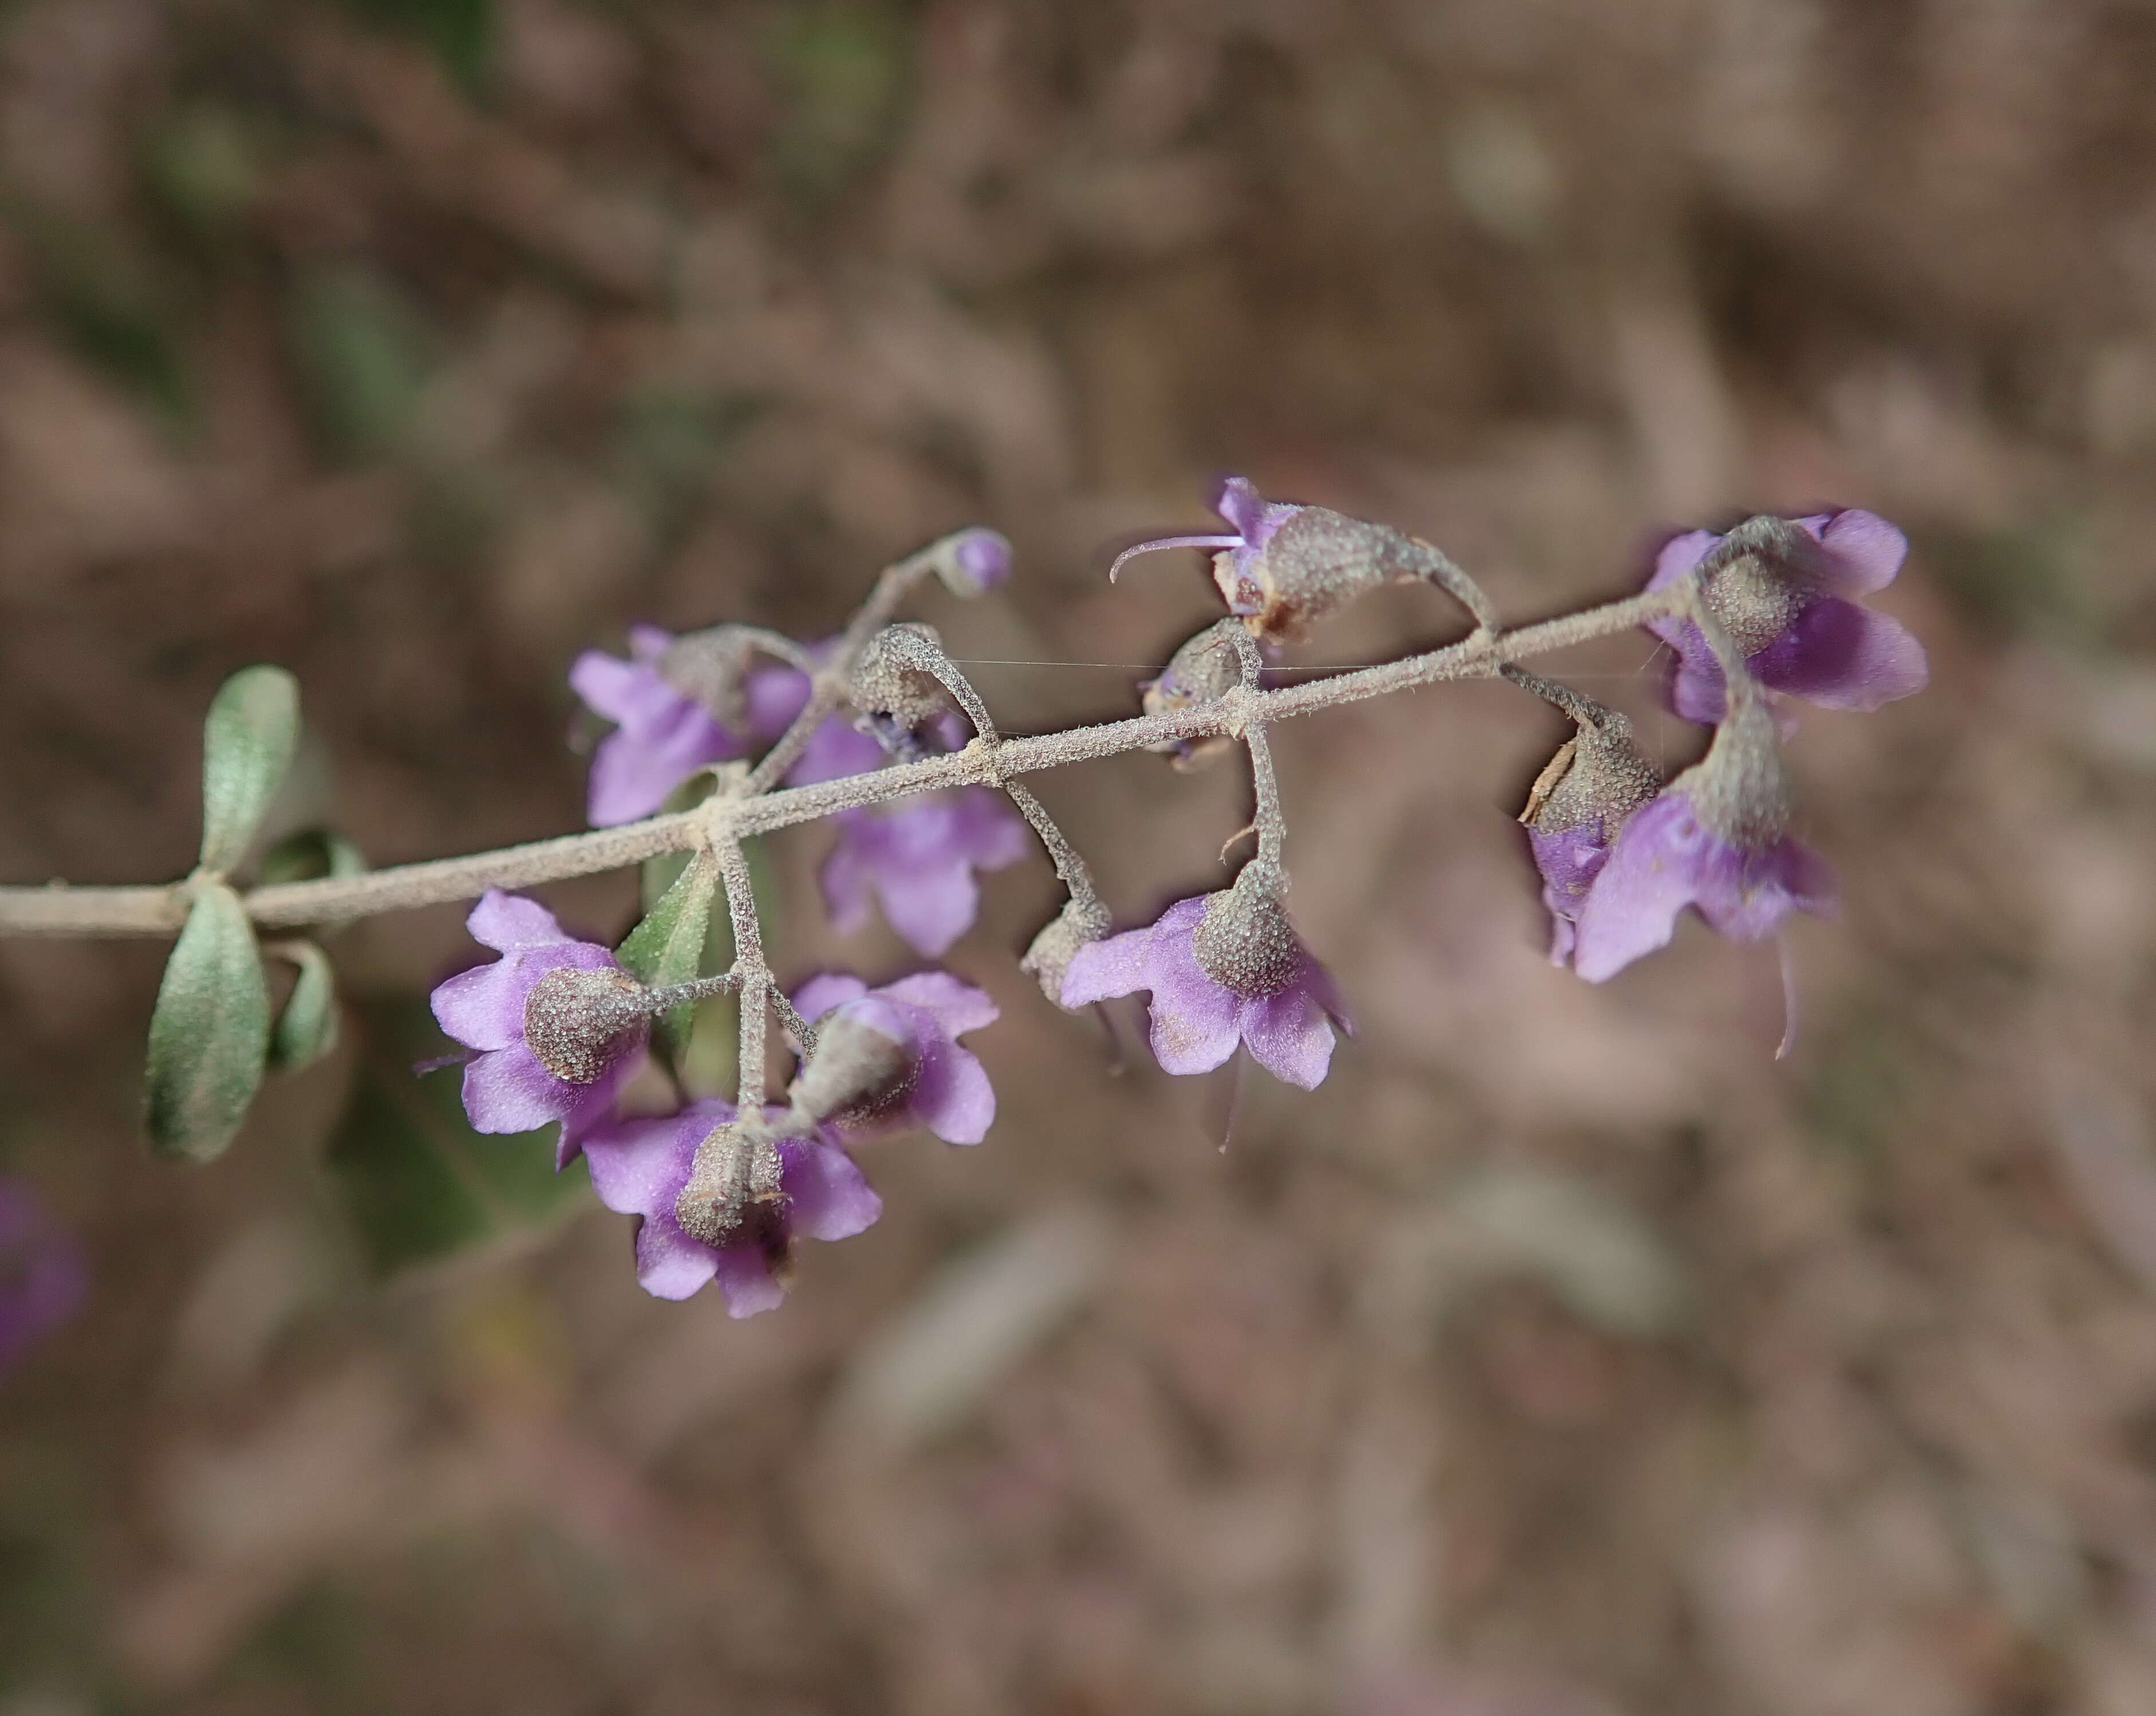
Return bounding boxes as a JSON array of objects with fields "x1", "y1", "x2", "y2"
[{"x1": 0, "y1": 588, "x2": 1680, "y2": 939}]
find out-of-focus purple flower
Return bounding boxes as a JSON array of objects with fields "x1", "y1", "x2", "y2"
[
  {"x1": 1644, "y1": 510, "x2": 1928, "y2": 723},
  {"x1": 790, "y1": 971, "x2": 999, "y2": 1143},
  {"x1": 0, "y1": 1178, "x2": 85, "y2": 1378},
  {"x1": 1061, "y1": 883, "x2": 1352, "y2": 1089},
  {"x1": 570, "y1": 628, "x2": 816, "y2": 826},
  {"x1": 1506, "y1": 670, "x2": 1663, "y2": 967},
  {"x1": 582, "y1": 1100, "x2": 880, "y2": 1314},
  {"x1": 1566, "y1": 697, "x2": 1836, "y2": 982},
  {"x1": 940, "y1": 527, "x2": 1013, "y2": 596},
  {"x1": 820, "y1": 788, "x2": 1030, "y2": 959},
  {"x1": 429, "y1": 890, "x2": 646, "y2": 1165}
]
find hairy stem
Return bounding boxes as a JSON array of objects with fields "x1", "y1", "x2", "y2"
[
  {"x1": 714, "y1": 831, "x2": 770, "y2": 1112},
  {"x1": 0, "y1": 586, "x2": 1682, "y2": 939}
]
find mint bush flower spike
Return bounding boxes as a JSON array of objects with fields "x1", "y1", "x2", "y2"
[
  {"x1": 581, "y1": 1100, "x2": 881, "y2": 1313},
  {"x1": 1644, "y1": 510, "x2": 1929, "y2": 724}
]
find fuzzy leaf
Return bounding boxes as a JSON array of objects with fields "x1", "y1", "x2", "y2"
[
  {"x1": 325, "y1": 1000, "x2": 588, "y2": 1278},
  {"x1": 269, "y1": 943, "x2": 340, "y2": 1071},
  {"x1": 616, "y1": 851, "x2": 720, "y2": 1068},
  {"x1": 144, "y1": 884, "x2": 270, "y2": 1160},
  {"x1": 199, "y1": 665, "x2": 301, "y2": 875}
]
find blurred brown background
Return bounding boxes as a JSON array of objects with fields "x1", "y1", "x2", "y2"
[{"x1": 1, "y1": 1, "x2": 2153, "y2": 1711}]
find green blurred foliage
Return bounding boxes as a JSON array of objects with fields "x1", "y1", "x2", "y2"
[
  {"x1": 286, "y1": 267, "x2": 436, "y2": 461},
  {"x1": 760, "y1": 0, "x2": 913, "y2": 208},
  {"x1": 142, "y1": 102, "x2": 264, "y2": 239},
  {"x1": 325, "y1": 1000, "x2": 588, "y2": 1278},
  {"x1": 347, "y1": 0, "x2": 496, "y2": 97},
  {"x1": 16, "y1": 207, "x2": 191, "y2": 425}
]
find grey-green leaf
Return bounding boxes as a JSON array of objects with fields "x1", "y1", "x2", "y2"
[
  {"x1": 269, "y1": 941, "x2": 340, "y2": 1071},
  {"x1": 199, "y1": 665, "x2": 301, "y2": 874},
  {"x1": 144, "y1": 884, "x2": 270, "y2": 1160},
  {"x1": 616, "y1": 850, "x2": 721, "y2": 1067}
]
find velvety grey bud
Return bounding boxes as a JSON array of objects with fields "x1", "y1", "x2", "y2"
[
  {"x1": 1519, "y1": 718, "x2": 1661, "y2": 837},
  {"x1": 1691, "y1": 516, "x2": 1814, "y2": 655},
  {"x1": 658, "y1": 627, "x2": 761, "y2": 728},
  {"x1": 851, "y1": 623, "x2": 954, "y2": 735},
  {"x1": 521, "y1": 967, "x2": 651, "y2": 1085},
  {"x1": 1236, "y1": 509, "x2": 1460, "y2": 643},
  {"x1": 790, "y1": 998, "x2": 919, "y2": 1124},
  {"x1": 674, "y1": 1118, "x2": 786, "y2": 1248},
  {"x1": 1020, "y1": 895, "x2": 1113, "y2": 1008},
  {"x1": 1142, "y1": 622, "x2": 1240, "y2": 771},
  {"x1": 1192, "y1": 861, "x2": 1306, "y2": 998}
]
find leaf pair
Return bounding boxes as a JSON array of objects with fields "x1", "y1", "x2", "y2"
[{"x1": 146, "y1": 665, "x2": 341, "y2": 1161}]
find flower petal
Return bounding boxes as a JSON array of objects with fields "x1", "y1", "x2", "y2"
[
  {"x1": 1239, "y1": 988, "x2": 1338, "y2": 1089},
  {"x1": 637, "y1": 1212, "x2": 721, "y2": 1301},
  {"x1": 583, "y1": 1108, "x2": 711, "y2": 1218},
  {"x1": 461, "y1": 1043, "x2": 575, "y2": 1134},
  {"x1": 911, "y1": 1039, "x2": 996, "y2": 1144},
  {"x1": 586, "y1": 705, "x2": 736, "y2": 827},
  {"x1": 879, "y1": 971, "x2": 998, "y2": 1036},
  {"x1": 781, "y1": 1137, "x2": 883, "y2": 1239},
  {"x1": 1753, "y1": 598, "x2": 1929, "y2": 712},
  {"x1": 1810, "y1": 509, "x2": 1908, "y2": 594},
  {"x1": 1059, "y1": 926, "x2": 1156, "y2": 1006},
  {"x1": 710, "y1": 1245, "x2": 788, "y2": 1317},
  {"x1": 1694, "y1": 838, "x2": 1838, "y2": 943},
  {"x1": 1570, "y1": 795, "x2": 1714, "y2": 983},
  {"x1": 567, "y1": 649, "x2": 652, "y2": 725},
  {"x1": 1645, "y1": 529, "x2": 1718, "y2": 593},
  {"x1": 794, "y1": 972, "x2": 871, "y2": 1023},
  {"x1": 429, "y1": 959, "x2": 527, "y2": 1053},
  {"x1": 873, "y1": 849, "x2": 980, "y2": 959},
  {"x1": 819, "y1": 816, "x2": 878, "y2": 935},
  {"x1": 467, "y1": 889, "x2": 571, "y2": 952}
]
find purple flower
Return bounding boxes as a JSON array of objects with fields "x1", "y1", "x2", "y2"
[
  {"x1": 429, "y1": 890, "x2": 647, "y2": 1165},
  {"x1": 1530, "y1": 823, "x2": 1615, "y2": 967},
  {"x1": 0, "y1": 1178, "x2": 85, "y2": 1378},
  {"x1": 1644, "y1": 510, "x2": 1929, "y2": 723},
  {"x1": 573, "y1": 625, "x2": 1026, "y2": 956},
  {"x1": 582, "y1": 1100, "x2": 881, "y2": 1314},
  {"x1": 1562, "y1": 690, "x2": 1837, "y2": 983},
  {"x1": 820, "y1": 788, "x2": 1031, "y2": 959},
  {"x1": 790, "y1": 971, "x2": 999, "y2": 1143},
  {"x1": 570, "y1": 629, "x2": 812, "y2": 826},
  {"x1": 941, "y1": 527, "x2": 1014, "y2": 596},
  {"x1": 1111, "y1": 476, "x2": 1302, "y2": 616},
  {"x1": 1060, "y1": 888, "x2": 1352, "y2": 1089}
]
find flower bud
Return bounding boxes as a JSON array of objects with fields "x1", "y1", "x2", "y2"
[
  {"x1": 657, "y1": 626, "x2": 761, "y2": 729},
  {"x1": 1191, "y1": 861, "x2": 1306, "y2": 998},
  {"x1": 1518, "y1": 717, "x2": 1660, "y2": 840},
  {"x1": 850, "y1": 623, "x2": 954, "y2": 737},
  {"x1": 1141, "y1": 622, "x2": 1241, "y2": 771},
  {"x1": 521, "y1": 967, "x2": 653, "y2": 1085},
  {"x1": 674, "y1": 1118, "x2": 786, "y2": 1250},
  {"x1": 1020, "y1": 895, "x2": 1113, "y2": 1008},
  {"x1": 930, "y1": 527, "x2": 1013, "y2": 597},
  {"x1": 789, "y1": 997, "x2": 920, "y2": 1124}
]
